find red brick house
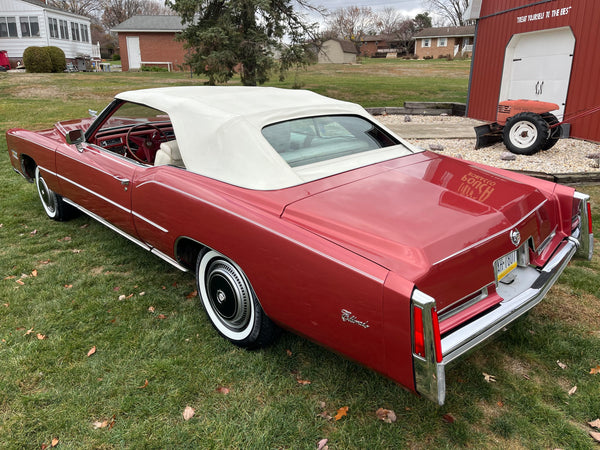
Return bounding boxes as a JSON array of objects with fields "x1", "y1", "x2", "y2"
[
  {"x1": 359, "y1": 34, "x2": 403, "y2": 58},
  {"x1": 112, "y1": 15, "x2": 186, "y2": 71},
  {"x1": 413, "y1": 26, "x2": 475, "y2": 59}
]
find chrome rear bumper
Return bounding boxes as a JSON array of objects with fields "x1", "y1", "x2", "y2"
[{"x1": 413, "y1": 236, "x2": 579, "y2": 405}]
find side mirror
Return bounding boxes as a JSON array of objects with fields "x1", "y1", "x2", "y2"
[{"x1": 66, "y1": 129, "x2": 85, "y2": 151}]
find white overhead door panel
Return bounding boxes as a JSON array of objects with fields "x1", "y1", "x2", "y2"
[{"x1": 500, "y1": 27, "x2": 575, "y2": 120}]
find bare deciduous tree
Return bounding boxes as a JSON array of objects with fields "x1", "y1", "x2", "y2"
[
  {"x1": 373, "y1": 7, "x2": 407, "y2": 35},
  {"x1": 424, "y1": 0, "x2": 470, "y2": 26},
  {"x1": 47, "y1": 0, "x2": 101, "y2": 17},
  {"x1": 325, "y1": 6, "x2": 376, "y2": 43},
  {"x1": 101, "y1": 0, "x2": 174, "y2": 29}
]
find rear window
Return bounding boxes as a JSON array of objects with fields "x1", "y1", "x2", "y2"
[{"x1": 262, "y1": 115, "x2": 399, "y2": 167}]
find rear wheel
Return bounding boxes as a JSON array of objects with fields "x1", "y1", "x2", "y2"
[
  {"x1": 35, "y1": 166, "x2": 74, "y2": 221},
  {"x1": 196, "y1": 249, "x2": 279, "y2": 349},
  {"x1": 503, "y1": 112, "x2": 550, "y2": 155},
  {"x1": 541, "y1": 113, "x2": 561, "y2": 150}
]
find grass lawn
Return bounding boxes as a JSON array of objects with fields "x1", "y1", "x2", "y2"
[{"x1": 0, "y1": 60, "x2": 599, "y2": 448}]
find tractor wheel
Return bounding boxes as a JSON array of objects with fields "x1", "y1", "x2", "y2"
[
  {"x1": 541, "y1": 113, "x2": 561, "y2": 151},
  {"x1": 502, "y1": 112, "x2": 550, "y2": 155}
]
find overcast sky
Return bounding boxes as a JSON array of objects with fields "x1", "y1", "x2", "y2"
[{"x1": 308, "y1": 0, "x2": 425, "y2": 15}]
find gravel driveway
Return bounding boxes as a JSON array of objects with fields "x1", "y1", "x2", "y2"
[{"x1": 377, "y1": 115, "x2": 600, "y2": 176}]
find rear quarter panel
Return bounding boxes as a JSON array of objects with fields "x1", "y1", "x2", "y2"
[
  {"x1": 131, "y1": 168, "x2": 418, "y2": 387},
  {"x1": 6, "y1": 128, "x2": 61, "y2": 190}
]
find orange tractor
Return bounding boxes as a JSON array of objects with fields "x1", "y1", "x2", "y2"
[{"x1": 475, "y1": 99, "x2": 563, "y2": 155}]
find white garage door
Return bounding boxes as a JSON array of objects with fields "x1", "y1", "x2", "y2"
[
  {"x1": 499, "y1": 27, "x2": 575, "y2": 120},
  {"x1": 126, "y1": 36, "x2": 141, "y2": 70}
]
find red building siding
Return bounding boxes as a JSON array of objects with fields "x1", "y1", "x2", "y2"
[
  {"x1": 118, "y1": 32, "x2": 187, "y2": 72},
  {"x1": 468, "y1": 0, "x2": 600, "y2": 142}
]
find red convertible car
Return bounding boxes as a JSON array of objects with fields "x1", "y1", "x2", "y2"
[{"x1": 6, "y1": 87, "x2": 594, "y2": 404}]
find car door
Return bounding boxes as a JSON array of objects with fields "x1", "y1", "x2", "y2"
[{"x1": 56, "y1": 140, "x2": 138, "y2": 237}]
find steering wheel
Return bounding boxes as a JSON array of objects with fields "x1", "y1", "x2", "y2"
[{"x1": 125, "y1": 123, "x2": 166, "y2": 164}]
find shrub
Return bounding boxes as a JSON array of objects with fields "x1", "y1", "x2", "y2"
[
  {"x1": 46, "y1": 46, "x2": 66, "y2": 72},
  {"x1": 112, "y1": 53, "x2": 121, "y2": 61},
  {"x1": 23, "y1": 46, "x2": 52, "y2": 73},
  {"x1": 141, "y1": 65, "x2": 168, "y2": 72}
]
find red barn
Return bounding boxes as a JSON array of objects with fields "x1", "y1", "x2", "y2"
[{"x1": 467, "y1": 0, "x2": 600, "y2": 142}]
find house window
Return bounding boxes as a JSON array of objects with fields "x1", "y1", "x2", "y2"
[
  {"x1": 80, "y1": 23, "x2": 89, "y2": 43},
  {"x1": 0, "y1": 17, "x2": 18, "y2": 38},
  {"x1": 20, "y1": 16, "x2": 40, "y2": 37},
  {"x1": 422, "y1": 38, "x2": 431, "y2": 48},
  {"x1": 70, "y1": 22, "x2": 80, "y2": 41},
  {"x1": 437, "y1": 37, "x2": 448, "y2": 47},
  {"x1": 48, "y1": 17, "x2": 59, "y2": 39},
  {"x1": 59, "y1": 19, "x2": 68, "y2": 39}
]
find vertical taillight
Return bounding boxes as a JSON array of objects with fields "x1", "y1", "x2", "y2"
[
  {"x1": 587, "y1": 202, "x2": 593, "y2": 234},
  {"x1": 413, "y1": 306, "x2": 425, "y2": 358},
  {"x1": 431, "y1": 309, "x2": 443, "y2": 363},
  {"x1": 413, "y1": 303, "x2": 443, "y2": 363}
]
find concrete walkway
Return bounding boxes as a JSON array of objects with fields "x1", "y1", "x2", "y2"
[{"x1": 382, "y1": 120, "x2": 485, "y2": 139}]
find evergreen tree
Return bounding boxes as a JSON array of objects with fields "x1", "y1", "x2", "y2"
[{"x1": 167, "y1": 0, "x2": 317, "y2": 86}]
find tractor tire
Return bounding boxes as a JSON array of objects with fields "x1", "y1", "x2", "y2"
[
  {"x1": 541, "y1": 113, "x2": 561, "y2": 151},
  {"x1": 502, "y1": 112, "x2": 550, "y2": 155}
]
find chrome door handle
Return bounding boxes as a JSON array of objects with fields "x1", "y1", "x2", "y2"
[{"x1": 114, "y1": 176, "x2": 130, "y2": 186}]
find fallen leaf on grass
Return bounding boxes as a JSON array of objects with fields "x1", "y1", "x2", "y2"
[
  {"x1": 216, "y1": 386, "x2": 230, "y2": 395},
  {"x1": 51, "y1": 437, "x2": 59, "y2": 447},
  {"x1": 286, "y1": 349, "x2": 293, "y2": 357},
  {"x1": 93, "y1": 415, "x2": 116, "y2": 429},
  {"x1": 483, "y1": 372, "x2": 496, "y2": 383},
  {"x1": 36, "y1": 333, "x2": 47, "y2": 340},
  {"x1": 590, "y1": 431, "x2": 600, "y2": 443},
  {"x1": 31, "y1": 269, "x2": 37, "y2": 277},
  {"x1": 3, "y1": 303, "x2": 8, "y2": 307},
  {"x1": 87, "y1": 346, "x2": 96, "y2": 357},
  {"x1": 183, "y1": 406, "x2": 195, "y2": 421},
  {"x1": 588, "y1": 419, "x2": 600, "y2": 428},
  {"x1": 16, "y1": 279, "x2": 25, "y2": 286},
  {"x1": 590, "y1": 365, "x2": 600, "y2": 375},
  {"x1": 442, "y1": 413, "x2": 456, "y2": 424},
  {"x1": 157, "y1": 314, "x2": 167, "y2": 320},
  {"x1": 568, "y1": 386, "x2": 577, "y2": 396},
  {"x1": 317, "y1": 410, "x2": 333, "y2": 421},
  {"x1": 148, "y1": 306, "x2": 155, "y2": 313},
  {"x1": 64, "y1": 284, "x2": 73, "y2": 289},
  {"x1": 186, "y1": 290, "x2": 197, "y2": 299},
  {"x1": 138, "y1": 379, "x2": 148, "y2": 389},
  {"x1": 375, "y1": 407, "x2": 397, "y2": 423},
  {"x1": 557, "y1": 360, "x2": 567, "y2": 370},
  {"x1": 58, "y1": 236, "x2": 72, "y2": 242},
  {"x1": 297, "y1": 378, "x2": 311, "y2": 385},
  {"x1": 317, "y1": 438, "x2": 329, "y2": 450},
  {"x1": 334, "y1": 406, "x2": 349, "y2": 421},
  {"x1": 30, "y1": 229, "x2": 38, "y2": 235},
  {"x1": 3, "y1": 275, "x2": 16, "y2": 280}
]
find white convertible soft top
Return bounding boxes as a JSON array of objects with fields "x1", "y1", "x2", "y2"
[{"x1": 116, "y1": 86, "x2": 414, "y2": 190}]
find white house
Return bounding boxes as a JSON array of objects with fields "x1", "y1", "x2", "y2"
[{"x1": 0, "y1": 0, "x2": 97, "y2": 68}]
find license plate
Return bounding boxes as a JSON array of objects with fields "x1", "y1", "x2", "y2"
[{"x1": 494, "y1": 250, "x2": 518, "y2": 282}]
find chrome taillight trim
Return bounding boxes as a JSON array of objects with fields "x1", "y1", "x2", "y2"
[{"x1": 573, "y1": 191, "x2": 594, "y2": 260}]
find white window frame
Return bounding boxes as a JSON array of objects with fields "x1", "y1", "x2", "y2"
[
  {"x1": 422, "y1": 38, "x2": 431, "y2": 48},
  {"x1": 48, "y1": 17, "x2": 59, "y2": 39},
  {"x1": 0, "y1": 16, "x2": 18, "y2": 38},
  {"x1": 437, "y1": 37, "x2": 448, "y2": 47}
]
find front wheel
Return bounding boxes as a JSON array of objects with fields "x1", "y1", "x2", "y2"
[
  {"x1": 35, "y1": 166, "x2": 74, "y2": 221},
  {"x1": 196, "y1": 249, "x2": 279, "y2": 349},
  {"x1": 502, "y1": 112, "x2": 550, "y2": 155}
]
